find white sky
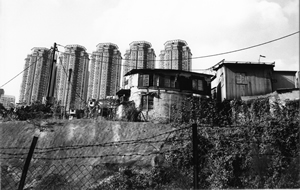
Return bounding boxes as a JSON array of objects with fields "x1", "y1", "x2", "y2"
[{"x1": 0, "y1": 0, "x2": 299, "y2": 102}]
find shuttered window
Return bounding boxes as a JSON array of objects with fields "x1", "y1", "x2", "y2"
[
  {"x1": 197, "y1": 80, "x2": 203, "y2": 91},
  {"x1": 164, "y1": 76, "x2": 170, "y2": 87},
  {"x1": 155, "y1": 75, "x2": 160, "y2": 87},
  {"x1": 142, "y1": 95, "x2": 153, "y2": 110},
  {"x1": 143, "y1": 75, "x2": 149, "y2": 86},
  {"x1": 192, "y1": 79, "x2": 204, "y2": 91},
  {"x1": 139, "y1": 74, "x2": 150, "y2": 87},
  {"x1": 170, "y1": 76, "x2": 176, "y2": 88},
  {"x1": 192, "y1": 79, "x2": 197, "y2": 90}
]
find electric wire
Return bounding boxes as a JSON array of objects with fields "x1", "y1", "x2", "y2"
[
  {"x1": 57, "y1": 31, "x2": 299, "y2": 62},
  {"x1": 194, "y1": 31, "x2": 299, "y2": 60},
  {"x1": 1, "y1": 31, "x2": 298, "y2": 88},
  {"x1": 0, "y1": 49, "x2": 53, "y2": 88},
  {"x1": 56, "y1": 31, "x2": 299, "y2": 74}
]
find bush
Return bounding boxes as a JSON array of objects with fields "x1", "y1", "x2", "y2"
[
  {"x1": 35, "y1": 174, "x2": 75, "y2": 190},
  {"x1": 122, "y1": 101, "x2": 142, "y2": 122}
]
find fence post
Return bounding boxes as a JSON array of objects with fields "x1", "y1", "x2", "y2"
[
  {"x1": 192, "y1": 123, "x2": 199, "y2": 189},
  {"x1": 18, "y1": 130, "x2": 39, "y2": 190}
]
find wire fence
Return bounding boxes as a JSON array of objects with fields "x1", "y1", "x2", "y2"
[
  {"x1": 1, "y1": 122, "x2": 299, "y2": 189},
  {"x1": 0, "y1": 125, "x2": 190, "y2": 190},
  {"x1": 1, "y1": 162, "x2": 115, "y2": 190},
  {"x1": 1, "y1": 148, "x2": 186, "y2": 190}
]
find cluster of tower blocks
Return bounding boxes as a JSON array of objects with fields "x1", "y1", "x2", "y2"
[{"x1": 19, "y1": 39, "x2": 193, "y2": 111}]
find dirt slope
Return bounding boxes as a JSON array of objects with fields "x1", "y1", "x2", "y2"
[
  {"x1": 1, "y1": 119, "x2": 175, "y2": 189},
  {"x1": 1, "y1": 119, "x2": 174, "y2": 165}
]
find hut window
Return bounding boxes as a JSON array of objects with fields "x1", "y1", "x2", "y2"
[
  {"x1": 164, "y1": 76, "x2": 170, "y2": 87},
  {"x1": 170, "y1": 76, "x2": 176, "y2": 88},
  {"x1": 139, "y1": 74, "x2": 150, "y2": 87},
  {"x1": 192, "y1": 79, "x2": 203, "y2": 91},
  {"x1": 155, "y1": 75, "x2": 160, "y2": 87},
  {"x1": 236, "y1": 73, "x2": 247, "y2": 84},
  {"x1": 192, "y1": 79, "x2": 197, "y2": 90},
  {"x1": 142, "y1": 95, "x2": 154, "y2": 110},
  {"x1": 197, "y1": 80, "x2": 203, "y2": 90}
]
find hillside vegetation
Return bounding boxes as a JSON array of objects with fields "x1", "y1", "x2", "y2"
[{"x1": 1, "y1": 97, "x2": 299, "y2": 189}]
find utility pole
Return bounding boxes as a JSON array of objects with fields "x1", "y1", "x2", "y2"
[
  {"x1": 64, "y1": 69, "x2": 72, "y2": 119},
  {"x1": 18, "y1": 129, "x2": 40, "y2": 190},
  {"x1": 192, "y1": 123, "x2": 199, "y2": 189},
  {"x1": 46, "y1": 42, "x2": 57, "y2": 105}
]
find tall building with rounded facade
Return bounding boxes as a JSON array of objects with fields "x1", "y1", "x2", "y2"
[
  {"x1": 159, "y1": 39, "x2": 192, "y2": 71},
  {"x1": 56, "y1": 44, "x2": 89, "y2": 111},
  {"x1": 87, "y1": 43, "x2": 122, "y2": 100},
  {"x1": 19, "y1": 47, "x2": 51, "y2": 104},
  {"x1": 122, "y1": 41, "x2": 156, "y2": 87}
]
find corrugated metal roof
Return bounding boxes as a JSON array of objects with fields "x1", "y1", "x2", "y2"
[{"x1": 211, "y1": 59, "x2": 275, "y2": 71}]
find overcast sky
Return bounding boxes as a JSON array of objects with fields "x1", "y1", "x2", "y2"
[{"x1": 0, "y1": 0, "x2": 299, "y2": 102}]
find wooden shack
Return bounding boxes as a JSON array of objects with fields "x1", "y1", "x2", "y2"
[{"x1": 211, "y1": 60, "x2": 275, "y2": 101}]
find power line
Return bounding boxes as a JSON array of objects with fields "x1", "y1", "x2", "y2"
[
  {"x1": 0, "y1": 49, "x2": 52, "y2": 88},
  {"x1": 57, "y1": 31, "x2": 299, "y2": 62},
  {"x1": 0, "y1": 69, "x2": 26, "y2": 88},
  {"x1": 194, "y1": 31, "x2": 299, "y2": 60},
  {"x1": 55, "y1": 31, "x2": 299, "y2": 76},
  {"x1": 1, "y1": 31, "x2": 298, "y2": 90}
]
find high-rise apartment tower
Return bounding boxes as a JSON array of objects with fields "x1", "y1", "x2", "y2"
[
  {"x1": 56, "y1": 44, "x2": 89, "y2": 111},
  {"x1": 122, "y1": 41, "x2": 156, "y2": 86},
  {"x1": 159, "y1": 39, "x2": 192, "y2": 71},
  {"x1": 87, "y1": 43, "x2": 122, "y2": 100},
  {"x1": 19, "y1": 47, "x2": 51, "y2": 104}
]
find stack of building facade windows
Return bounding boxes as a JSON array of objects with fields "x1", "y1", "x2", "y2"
[
  {"x1": 55, "y1": 45, "x2": 89, "y2": 111},
  {"x1": 88, "y1": 43, "x2": 122, "y2": 100},
  {"x1": 19, "y1": 47, "x2": 51, "y2": 104}
]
